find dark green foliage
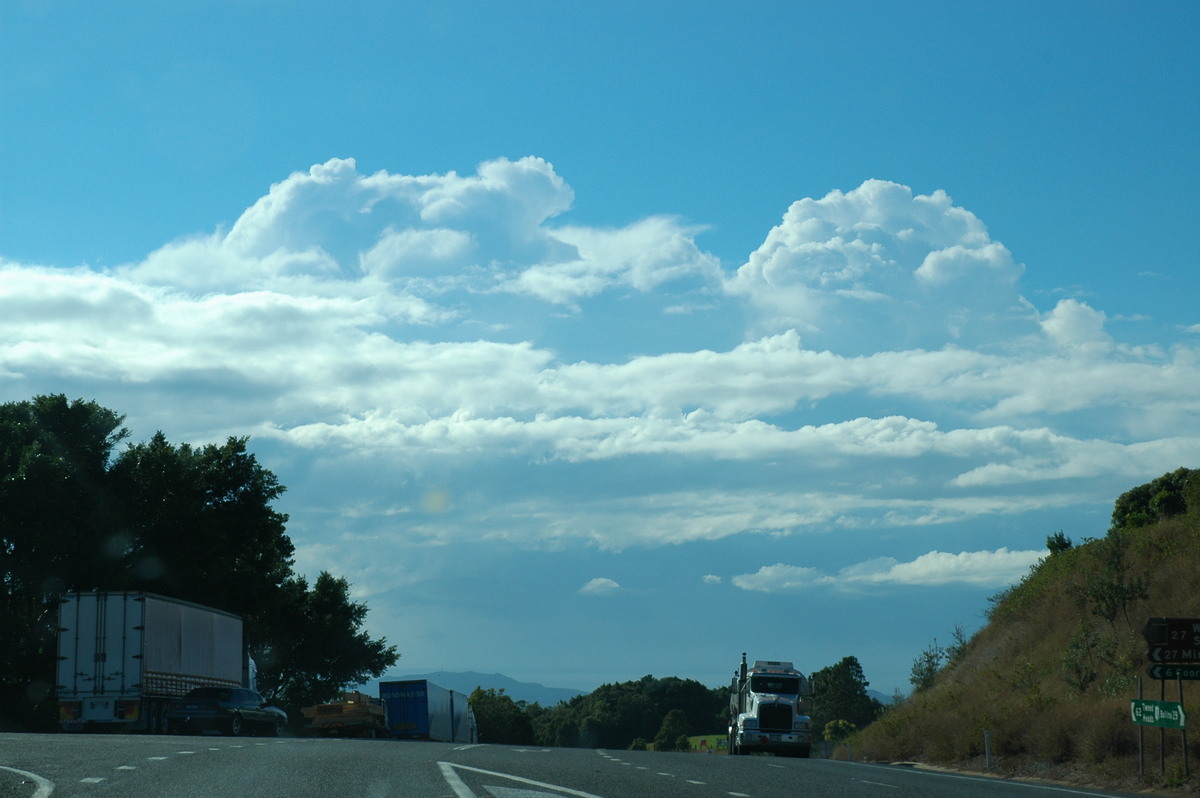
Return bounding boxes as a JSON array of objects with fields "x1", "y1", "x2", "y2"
[
  {"x1": 529, "y1": 674, "x2": 726, "y2": 750},
  {"x1": 469, "y1": 687, "x2": 535, "y2": 744},
  {"x1": 1046, "y1": 530, "x2": 1073, "y2": 555},
  {"x1": 256, "y1": 572, "x2": 397, "y2": 711},
  {"x1": 652, "y1": 708, "x2": 690, "y2": 751},
  {"x1": 909, "y1": 639, "x2": 945, "y2": 693},
  {"x1": 0, "y1": 396, "x2": 128, "y2": 729},
  {"x1": 809, "y1": 656, "x2": 884, "y2": 732},
  {"x1": 1110, "y1": 466, "x2": 1195, "y2": 531},
  {"x1": 110, "y1": 432, "x2": 295, "y2": 635},
  {"x1": 0, "y1": 395, "x2": 396, "y2": 729}
]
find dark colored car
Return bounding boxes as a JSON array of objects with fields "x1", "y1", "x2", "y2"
[{"x1": 166, "y1": 687, "x2": 287, "y2": 736}]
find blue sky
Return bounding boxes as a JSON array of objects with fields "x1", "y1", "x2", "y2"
[{"x1": 2, "y1": 1, "x2": 1197, "y2": 696}]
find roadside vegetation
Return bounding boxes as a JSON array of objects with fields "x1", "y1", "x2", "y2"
[
  {"x1": 0, "y1": 395, "x2": 397, "y2": 731},
  {"x1": 853, "y1": 467, "x2": 1200, "y2": 793},
  {"x1": 470, "y1": 655, "x2": 887, "y2": 753}
]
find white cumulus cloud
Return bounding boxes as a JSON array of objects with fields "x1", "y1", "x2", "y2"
[{"x1": 727, "y1": 179, "x2": 1030, "y2": 353}]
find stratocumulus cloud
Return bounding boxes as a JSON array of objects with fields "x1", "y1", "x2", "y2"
[
  {"x1": 1, "y1": 159, "x2": 1198, "y2": 565},
  {"x1": 731, "y1": 548, "x2": 1045, "y2": 592}
]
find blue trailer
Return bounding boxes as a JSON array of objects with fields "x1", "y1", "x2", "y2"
[{"x1": 379, "y1": 680, "x2": 476, "y2": 743}]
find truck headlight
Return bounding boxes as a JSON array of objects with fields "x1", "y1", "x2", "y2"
[{"x1": 740, "y1": 718, "x2": 757, "y2": 730}]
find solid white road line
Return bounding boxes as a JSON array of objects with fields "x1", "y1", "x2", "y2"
[{"x1": 0, "y1": 766, "x2": 54, "y2": 798}]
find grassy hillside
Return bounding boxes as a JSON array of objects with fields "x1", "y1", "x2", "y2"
[{"x1": 854, "y1": 468, "x2": 1200, "y2": 793}]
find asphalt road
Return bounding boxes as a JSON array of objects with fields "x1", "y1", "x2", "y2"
[{"x1": 0, "y1": 733, "x2": 1151, "y2": 798}]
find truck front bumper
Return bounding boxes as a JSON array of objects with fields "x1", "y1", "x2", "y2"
[{"x1": 736, "y1": 731, "x2": 811, "y2": 756}]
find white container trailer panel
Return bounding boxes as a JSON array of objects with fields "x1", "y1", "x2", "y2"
[
  {"x1": 57, "y1": 592, "x2": 144, "y2": 699},
  {"x1": 141, "y1": 594, "x2": 243, "y2": 695}
]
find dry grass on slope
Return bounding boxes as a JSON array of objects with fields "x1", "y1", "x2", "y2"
[{"x1": 854, "y1": 511, "x2": 1200, "y2": 793}]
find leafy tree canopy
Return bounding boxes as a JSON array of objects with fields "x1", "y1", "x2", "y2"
[
  {"x1": 810, "y1": 656, "x2": 884, "y2": 732},
  {"x1": 529, "y1": 674, "x2": 726, "y2": 750},
  {"x1": 1110, "y1": 466, "x2": 1195, "y2": 531},
  {"x1": 0, "y1": 395, "x2": 396, "y2": 729},
  {"x1": 469, "y1": 687, "x2": 534, "y2": 745}
]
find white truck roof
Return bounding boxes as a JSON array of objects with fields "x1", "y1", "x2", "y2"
[{"x1": 751, "y1": 660, "x2": 796, "y2": 671}]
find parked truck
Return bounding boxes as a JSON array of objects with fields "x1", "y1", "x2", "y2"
[
  {"x1": 56, "y1": 591, "x2": 250, "y2": 733},
  {"x1": 301, "y1": 690, "x2": 387, "y2": 738},
  {"x1": 727, "y1": 653, "x2": 813, "y2": 757},
  {"x1": 379, "y1": 679, "x2": 476, "y2": 743}
]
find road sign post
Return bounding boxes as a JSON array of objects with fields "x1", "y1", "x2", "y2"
[{"x1": 1140, "y1": 617, "x2": 1197, "y2": 781}]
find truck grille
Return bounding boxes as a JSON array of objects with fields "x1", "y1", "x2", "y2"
[{"x1": 759, "y1": 703, "x2": 793, "y2": 731}]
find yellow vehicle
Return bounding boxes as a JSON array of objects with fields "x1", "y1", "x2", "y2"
[{"x1": 301, "y1": 691, "x2": 387, "y2": 738}]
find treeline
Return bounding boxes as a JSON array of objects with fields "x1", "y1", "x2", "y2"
[
  {"x1": 0, "y1": 395, "x2": 397, "y2": 730},
  {"x1": 470, "y1": 655, "x2": 888, "y2": 751}
]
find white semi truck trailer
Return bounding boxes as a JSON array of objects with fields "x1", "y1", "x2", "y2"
[
  {"x1": 728, "y1": 653, "x2": 813, "y2": 757},
  {"x1": 56, "y1": 591, "x2": 250, "y2": 733}
]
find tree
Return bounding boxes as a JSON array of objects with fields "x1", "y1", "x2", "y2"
[
  {"x1": 527, "y1": 674, "x2": 726, "y2": 750},
  {"x1": 810, "y1": 656, "x2": 884, "y2": 733},
  {"x1": 909, "y1": 639, "x2": 945, "y2": 693},
  {"x1": 1046, "y1": 531, "x2": 1073, "y2": 556},
  {"x1": 1075, "y1": 528, "x2": 1149, "y2": 629},
  {"x1": 0, "y1": 395, "x2": 397, "y2": 728},
  {"x1": 255, "y1": 572, "x2": 397, "y2": 710},
  {"x1": 653, "y1": 708, "x2": 690, "y2": 752},
  {"x1": 0, "y1": 395, "x2": 128, "y2": 729},
  {"x1": 1110, "y1": 467, "x2": 1194, "y2": 531},
  {"x1": 110, "y1": 433, "x2": 296, "y2": 629},
  {"x1": 824, "y1": 719, "x2": 857, "y2": 742},
  {"x1": 469, "y1": 687, "x2": 534, "y2": 744}
]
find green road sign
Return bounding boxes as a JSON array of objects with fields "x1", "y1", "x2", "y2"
[
  {"x1": 1131, "y1": 699, "x2": 1187, "y2": 729},
  {"x1": 1148, "y1": 664, "x2": 1200, "y2": 680}
]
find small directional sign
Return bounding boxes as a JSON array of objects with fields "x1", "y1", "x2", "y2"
[
  {"x1": 1145, "y1": 646, "x2": 1200, "y2": 664},
  {"x1": 1148, "y1": 664, "x2": 1200, "y2": 680},
  {"x1": 1142, "y1": 617, "x2": 1200, "y2": 647},
  {"x1": 1131, "y1": 699, "x2": 1187, "y2": 729}
]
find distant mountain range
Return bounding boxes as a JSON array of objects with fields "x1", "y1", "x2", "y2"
[
  {"x1": 868, "y1": 689, "x2": 899, "y2": 705},
  {"x1": 360, "y1": 671, "x2": 585, "y2": 707}
]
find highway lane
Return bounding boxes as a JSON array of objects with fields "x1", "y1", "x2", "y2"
[{"x1": 0, "y1": 733, "x2": 1152, "y2": 798}]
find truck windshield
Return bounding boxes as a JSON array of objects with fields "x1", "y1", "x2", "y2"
[{"x1": 751, "y1": 676, "x2": 800, "y2": 694}]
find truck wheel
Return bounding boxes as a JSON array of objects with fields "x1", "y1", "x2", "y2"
[
  {"x1": 153, "y1": 703, "x2": 169, "y2": 735},
  {"x1": 227, "y1": 714, "x2": 243, "y2": 737}
]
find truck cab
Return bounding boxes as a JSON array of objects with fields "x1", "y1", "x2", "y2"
[{"x1": 728, "y1": 653, "x2": 812, "y2": 757}]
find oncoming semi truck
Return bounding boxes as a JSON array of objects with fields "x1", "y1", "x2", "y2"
[{"x1": 728, "y1": 653, "x2": 813, "y2": 757}]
